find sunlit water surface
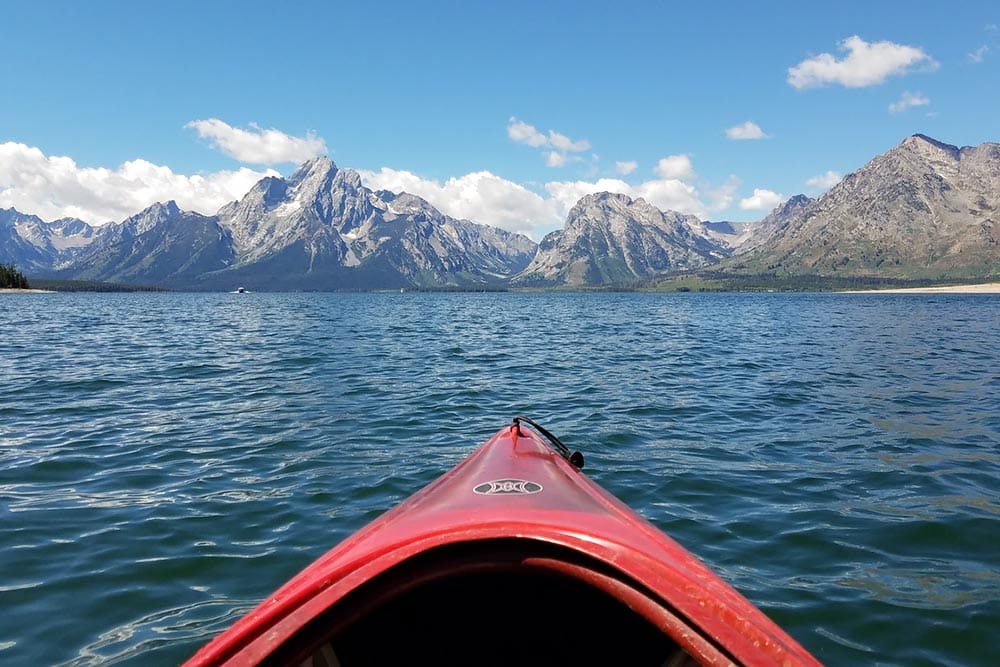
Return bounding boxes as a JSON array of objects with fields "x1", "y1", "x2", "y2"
[{"x1": 1, "y1": 292, "x2": 997, "y2": 666}]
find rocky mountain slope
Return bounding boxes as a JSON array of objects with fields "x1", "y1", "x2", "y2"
[
  {"x1": 209, "y1": 158, "x2": 536, "y2": 289},
  {"x1": 54, "y1": 201, "x2": 236, "y2": 286},
  {"x1": 3, "y1": 158, "x2": 537, "y2": 290},
  {"x1": 3, "y1": 134, "x2": 997, "y2": 289},
  {"x1": 514, "y1": 192, "x2": 729, "y2": 286},
  {"x1": 729, "y1": 135, "x2": 1000, "y2": 278},
  {"x1": 0, "y1": 208, "x2": 95, "y2": 273}
]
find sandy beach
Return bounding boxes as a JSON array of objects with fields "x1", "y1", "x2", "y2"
[{"x1": 843, "y1": 282, "x2": 1000, "y2": 294}]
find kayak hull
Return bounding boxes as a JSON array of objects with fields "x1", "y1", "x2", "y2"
[{"x1": 186, "y1": 422, "x2": 821, "y2": 666}]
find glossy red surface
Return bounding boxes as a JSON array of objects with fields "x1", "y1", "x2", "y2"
[{"x1": 186, "y1": 424, "x2": 821, "y2": 666}]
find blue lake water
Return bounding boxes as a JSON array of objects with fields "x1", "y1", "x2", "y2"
[{"x1": 1, "y1": 291, "x2": 998, "y2": 666}]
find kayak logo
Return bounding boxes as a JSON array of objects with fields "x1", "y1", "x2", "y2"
[{"x1": 473, "y1": 479, "x2": 543, "y2": 495}]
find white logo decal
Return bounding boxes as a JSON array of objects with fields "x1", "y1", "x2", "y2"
[{"x1": 473, "y1": 479, "x2": 543, "y2": 495}]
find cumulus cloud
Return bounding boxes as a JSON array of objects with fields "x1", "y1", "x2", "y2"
[
  {"x1": 806, "y1": 170, "x2": 843, "y2": 190},
  {"x1": 788, "y1": 36, "x2": 938, "y2": 89},
  {"x1": 0, "y1": 141, "x2": 277, "y2": 224},
  {"x1": 542, "y1": 176, "x2": 705, "y2": 219},
  {"x1": 507, "y1": 117, "x2": 590, "y2": 167},
  {"x1": 654, "y1": 154, "x2": 695, "y2": 181},
  {"x1": 739, "y1": 188, "x2": 785, "y2": 211},
  {"x1": 360, "y1": 167, "x2": 559, "y2": 238},
  {"x1": 725, "y1": 121, "x2": 769, "y2": 140},
  {"x1": 888, "y1": 91, "x2": 930, "y2": 114},
  {"x1": 186, "y1": 118, "x2": 327, "y2": 165},
  {"x1": 543, "y1": 178, "x2": 635, "y2": 216},
  {"x1": 615, "y1": 160, "x2": 638, "y2": 175},
  {"x1": 361, "y1": 156, "x2": 722, "y2": 240},
  {"x1": 634, "y1": 179, "x2": 705, "y2": 216}
]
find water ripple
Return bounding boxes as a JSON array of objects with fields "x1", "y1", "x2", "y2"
[{"x1": 1, "y1": 292, "x2": 998, "y2": 666}]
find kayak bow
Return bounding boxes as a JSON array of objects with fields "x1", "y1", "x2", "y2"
[{"x1": 186, "y1": 417, "x2": 821, "y2": 666}]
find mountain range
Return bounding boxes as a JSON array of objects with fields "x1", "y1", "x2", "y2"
[
  {"x1": 2, "y1": 134, "x2": 997, "y2": 289},
  {"x1": 725, "y1": 135, "x2": 1000, "y2": 279}
]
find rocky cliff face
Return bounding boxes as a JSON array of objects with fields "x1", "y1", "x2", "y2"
[
  {"x1": 4, "y1": 134, "x2": 998, "y2": 288},
  {"x1": 732, "y1": 135, "x2": 1000, "y2": 278},
  {"x1": 58, "y1": 201, "x2": 235, "y2": 287},
  {"x1": 0, "y1": 208, "x2": 95, "y2": 272},
  {"x1": 729, "y1": 194, "x2": 814, "y2": 255},
  {"x1": 213, "y1": 157, "x2": 536, "y2": 289},
  {"x1": 514, "y1": 192, "x2": 728, "y2": 286},
  {"x1": 3, "y1": 158, "x2": 537, "y2": 290}
]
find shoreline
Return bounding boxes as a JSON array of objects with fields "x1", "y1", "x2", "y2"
[
  {"x1": 0, "y1": 288, "x2": 57, "y2": 293},
  {"x1": 4, "y1": 284, "x2": 1000, "y2": 295},
  {"x1": 842, "y1": 282, "x2": 1000, "y2": 294}
]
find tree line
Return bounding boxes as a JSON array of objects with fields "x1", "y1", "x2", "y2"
[{"x1": 0, "y1": 264, "x2": 30, "y2": 289}]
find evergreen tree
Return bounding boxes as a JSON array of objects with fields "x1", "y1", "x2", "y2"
[{"x1": 0, "y1": 263, "x2": 30, "y2": 289}]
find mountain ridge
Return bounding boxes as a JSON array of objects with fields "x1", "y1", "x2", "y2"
[
  {"x1": 726, "y1": 134, "x2": 1000, "y2": 279},
  {"x1": 2, "y1": 133, "x2": 998, "y2": 289},
  {"x1": 514, "y1": 192, "x2": 728, "y2": 286}
]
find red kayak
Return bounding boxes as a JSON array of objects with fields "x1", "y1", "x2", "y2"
[{"x1": 186, "y1": 417, "x2": 821, "y2": 666}]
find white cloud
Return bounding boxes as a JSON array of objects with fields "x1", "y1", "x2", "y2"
[
  {"x1": 615, "y1": 160, "x2": 638, "y2": 175},
  {"x1": 0, "y1": 141, "x2": 277, "y2": 224},
  {"x1": 507, "y1": 118, "x2": 548, "y2": 147},
  {"x1": 507, "y1": 117, "x2": 590, "y2": 168},
  {"x1": 540, "y1": 176, "x2": 706, "y2": 219},
  {"x1": 739, "y1": 188, "x2": 785, "y2": 211},
  {"x1": 548, "y1": 131, "x2": 590, "y2": 153},
  {"x1": 545, "y1": 151, "x2": 567, "y2": 168},
  {"x1": 360, "y1": 167, "x2": 560, "y2": 239},
  {"x1": 806, "y1": 170, "x2": 843, "y2": 190},
  {"x1": 186, "y1": 118, "x2": 327, "y2": 165},
  {"x1": 362, "y1": 157, "x2": 721, "y2": 240},
  {"x1": 725, "y1": 121, "x2": 769, "y2": 140},
  {"x1": 968, "y1": 45, "x2": 989, "y2": 63},
  {"x1": 635, "y1": 179, "x2": 705, "y2": 216},
  {"x1": 888, "y1": 91, "x2": 930, "y2": 114},
  {"x1": 788, "y1": 36, "x2": 938, "y2": 89},
  {"x1": 654, "y1": 154, "x2": 695, "y2": 181},
  {"x1": 707, "y1": 175, "x2": 742, "y2": 211},
  {"x1": 544, "y1": 178, "x2": 635, "y2": 215}
]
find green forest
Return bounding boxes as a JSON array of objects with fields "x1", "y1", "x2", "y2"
[{"x1": 0, "y1": 264, "x2": 30, "y2": 289}]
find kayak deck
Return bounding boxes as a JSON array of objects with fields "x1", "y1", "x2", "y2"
[{"x1": 186, "y1": 419, "x2": 820, "y2": 666}]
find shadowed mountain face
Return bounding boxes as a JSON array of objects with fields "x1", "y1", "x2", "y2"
[
  {"x1": 52, "y1": 202, "x2": 237, "y2": 287},
  {"x1": 1, "y1": 208, "x2": 95, "y2": 273},
  {"x1": 8, "y1": 158, "x2": 537, "y2": 290},
  {"x1": 727, "y1": 135, "x2": 1000, "y2": 279},
  {"x1": 3, "y1": 135, "x2": 998, "y2": 288},
  {"x1": 211, "y1": 159, "x2": 538, "y2": 289}
]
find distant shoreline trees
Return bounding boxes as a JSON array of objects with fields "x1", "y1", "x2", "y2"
[{"x1": 0, "y1": 264, "x2": 30, "y2": 289}]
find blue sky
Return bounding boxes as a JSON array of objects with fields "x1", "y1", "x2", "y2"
[{"x1": 1, "y1": 1, "x2": 997, "y2": 238}]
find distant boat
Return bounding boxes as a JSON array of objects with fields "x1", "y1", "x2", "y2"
[{"x1": 233, "y1": 287, "x2": 247, "y2": 294}]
